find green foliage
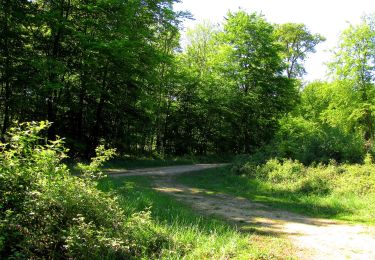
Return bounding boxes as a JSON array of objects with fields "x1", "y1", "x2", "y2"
[
  {"x1": 0, "y1": 122, "x2": 171, "y2": 259},
  {"x1": 258, "y1": 159, "x2": 305, "y2": 183},
  {"x1": 235, "y1": 157, "x2": 375, "y2": 197},
  {"x1": 364, "y1": 153, "x2": 374, "y2": 164},
  {"x1": 236, "y1": 158, "x2": 331, "y2": 195},
  {"x1": 243, "y1": 16, "x2": 375, "y2": 165},
  {"x1": 178, "y1": 165, "x2": 375, "y2": 224},
  {"x1": 98, "y1": 174, "x2": 292, "y2": 259},
  {"x1": 0, "y1": 0, "x2": 186, "y2": 157},
  {"x1": 275, "y1": 23, "x2": 325, "y2": 79},
  {"x1": 222, "y1": 11, "x2": 298, "y2": 153},
  {"x1": 274, "y1": 115, "x2": 365, "y2": 164},
  {"x1": 77, "y1": 145, "x2": 116, "y2": 180},
  {"x1": 154, "y1": 12, "x2": 299, "y2": 155},
  {"x1": 328, "y1": 14, "x2": 375, "y2": 151}
]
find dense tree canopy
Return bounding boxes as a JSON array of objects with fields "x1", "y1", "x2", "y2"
[
  {"x1": 1, "y1": 0, "x2": 187, "y2": 157},
  {"x1": 2, "y1": 2, "x2": 372, "y2": 162}
]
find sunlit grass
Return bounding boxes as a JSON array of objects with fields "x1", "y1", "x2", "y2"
[
  {"x1": 176, "y1": 166, "x2": 375, "y2": 225},
  {"x1": 98, "y1": 175, "x2": 294, "y2": 259}
]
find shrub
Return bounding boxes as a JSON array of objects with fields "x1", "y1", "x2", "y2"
[
  {"x1": 334, "y1": 164, "x2": 375, "y2": 196},
  {"x1": 234, "y1": 155, "x2": 375, "y2": 196},
  {"x1": 296, "y1": 165, "x2": 335, "y2": 195},
  {"x1": 260, "y1": 159, "x2": 305, "y2": 183},
  {"x1": 273, "y1": 116, "x2": 365, "y2": 164},
  {"x1": 0, "y1": 122, "x2": 170, "y2": 259}
]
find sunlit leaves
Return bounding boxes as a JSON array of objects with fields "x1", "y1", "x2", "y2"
[{"x1": 275, "y1": 23, "x2": 325, "y2": 79}]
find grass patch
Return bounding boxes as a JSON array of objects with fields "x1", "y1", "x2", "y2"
[
  {"x1": 176, "y1": 166, "x2": 375, "y2": 225},
  {"x1": 98, "y1": 175, "x2": 294, "y2": 259}
]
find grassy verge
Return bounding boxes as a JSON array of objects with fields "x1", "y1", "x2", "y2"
[
  {"x1": 176, "y1": 166, "x2": 375, "y2": 225},
  {"x1": 98, "y1": 175, "x2": 294, "y2": 259}
]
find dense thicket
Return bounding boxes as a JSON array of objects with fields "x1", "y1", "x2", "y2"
[{"x1": 1, "y1": 2, "x2": 323, "y2": 157}]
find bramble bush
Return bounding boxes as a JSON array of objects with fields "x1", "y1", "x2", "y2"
[{"x1": 0, "y1": 122, "x2": 170, "y2": 259}]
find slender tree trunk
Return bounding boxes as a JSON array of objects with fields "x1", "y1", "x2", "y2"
[
  {"x1": 89, "y1": 67, "x2": 108, "y2": 156},
  {"x1": 47, "y1": 0, "x2": 71, "y2": 140},
  {"x1": 47, "y1": 34, "x2": 61, "y2": 139},
  {"x1": 362, "y1": 87, "x2": 374, "y2": 152},
  {"x1": 93, "y1": 93, "x2": 105, "y2": 143},
  {"x1": 1, "y1": 0, "x2": 10, "y2": 140},
  {"x1": 359, "y1": 77, "x2": 374, "y2": 152},
  {"x1": 1, "y1": 82, "x2": 10, "y2": 140},
  {"x1": 76, "y1": 72, "x2": 86, "y2": 140}
]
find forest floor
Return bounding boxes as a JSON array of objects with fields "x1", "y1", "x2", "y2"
[{"x1": 107, "y1": 165, "x2": 375, "y2": 259}]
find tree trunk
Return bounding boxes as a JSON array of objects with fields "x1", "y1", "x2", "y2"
[
  {"x1": 1, "y1": 82, "x2": 10, "y2": 141},
  {"x1": 1, "y1": 0, "x2": 10, "y2": 140},
  {"x1": 76, "y1": 76, "x2": 86, "y2": 140},
  {"x1": 88, "y1": 67, "x2": 108, "y2": 156}
]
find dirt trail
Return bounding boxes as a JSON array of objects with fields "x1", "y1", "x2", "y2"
[
  {"x1": 111, "y1": 164, "x2": 375, "y2": 260},
  {"x1": 106, "y1": 163, "x2": 228, "y2": 177}
]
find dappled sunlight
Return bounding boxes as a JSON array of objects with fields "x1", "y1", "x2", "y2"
[
  {"x1": 3, "y1": 0, "x2": 374, "y2": 258},
  {"x1": 154, "y1": 186, "x2": 185, "y2": 193}
]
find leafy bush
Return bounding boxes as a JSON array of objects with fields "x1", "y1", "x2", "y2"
[
  {"x1": 334, "y1": 164, "x2": 375, "y2": 196},
  {"x1": 0, "y1": 122, "x2": 170, "y2": 259},
  {"x1": 258, "y1": 159, "x2": 305, "y2": 183},
  {"x1": 273, "y1": 116, "x2": 365, "y2": 164},
  {"x1": 296, "y1": 165, "x2": 335, "y2": 195},
  {"x1": 235, "y1": 156, "x2": 375, "y2": 196}
]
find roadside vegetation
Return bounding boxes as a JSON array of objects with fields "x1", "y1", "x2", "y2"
[
  {"x1": 0, "y1": 122, "x2": 293, "y2": 259},
  {"x1": 0, "y1": 122, "x2": 169, "y2": 259},
  {"x1": 177, "y1": 13, "x2": 375, "y2": 226},
  {"x1": 99, "y1": 175, "x2": 294, "y2": 259},
  {"x1": 178, "y1": 162, "x2": 375, "y2": 224}
]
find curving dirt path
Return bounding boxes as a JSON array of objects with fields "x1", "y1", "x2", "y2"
[
  {"x1": 110, "y1": 164, "x2": 375, "y2": 260},
  {"x1": 106, "y1": 163, "x2": 229, "y2": 177}
]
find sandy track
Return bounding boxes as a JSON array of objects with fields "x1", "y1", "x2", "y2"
[
  {"x1": 110, "y1": 165, "x2": 375, "y2": 260},
  {"x1": 105, "y1": 163, "x2": 228, "y2": 177}
]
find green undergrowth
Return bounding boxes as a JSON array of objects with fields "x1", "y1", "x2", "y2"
[
  {"x1": 98, "y1": 176, "x2": 294, "y2": 259},
  {"x1": 0, "y1": 122, "x2": 291, "y2": 258},
  {"x1": 0, "y1": 122, "x2": 177, "y2": 259},
  {"x1": 177, "y1": 165, "x2": 375, "y2": 225}
]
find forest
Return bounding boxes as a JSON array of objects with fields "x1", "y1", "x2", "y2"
[{"x1": 1, "y1": 0, "x2": 375, "y2": 259}]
